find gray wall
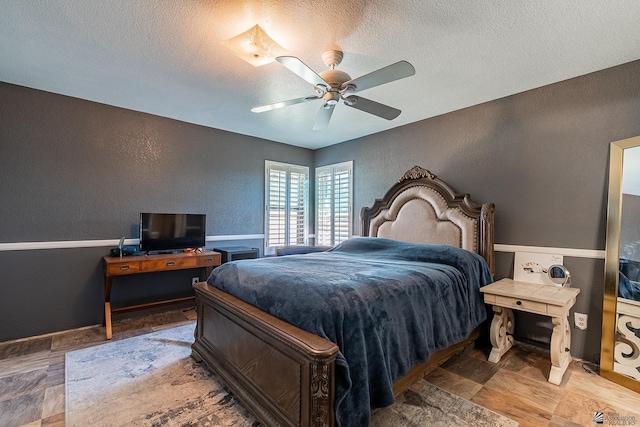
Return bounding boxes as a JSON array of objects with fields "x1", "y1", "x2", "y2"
[
  {"x1": 0, "y1": 82, "x2": 313, "y2": 341},
  {"x1": 315, "y1": 59, "x2": 640, "y2": 362},
  {"x1": 2, "y1": 59, "x2": 640, "y2": 362}
]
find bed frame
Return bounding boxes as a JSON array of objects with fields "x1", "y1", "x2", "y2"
[{"x1": 191, "y1": 166, "x2": 495, "y2": 427}]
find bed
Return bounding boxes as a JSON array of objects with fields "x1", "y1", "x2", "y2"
[{"x1": 191, "y1": 166, "x2": 495, "y2": 427}]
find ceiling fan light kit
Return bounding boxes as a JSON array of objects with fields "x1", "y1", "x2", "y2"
[{"x1": 251, "y1": 49, "x2": 415, "y2": 130}]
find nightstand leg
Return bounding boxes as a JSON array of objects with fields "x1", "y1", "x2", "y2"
[
  {"x1": 488, "y1": 306, "x2": 515, "y2": 363},
  {"x1": 549, "y1": 314, "x2": 571, "y2": 384}
]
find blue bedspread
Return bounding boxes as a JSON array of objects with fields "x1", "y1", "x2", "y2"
[
  {"x1": 207, "y1": 237, "x2": 492, "y2": 426},
  {"x1": 619, "y1": 271, "x2": 640, "y2": 301}
]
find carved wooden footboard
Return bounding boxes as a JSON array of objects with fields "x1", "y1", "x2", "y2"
[{"x1": 191, "y1": 283, "x2": 339, "y2": 427}]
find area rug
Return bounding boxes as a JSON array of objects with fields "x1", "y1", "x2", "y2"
[{"x1": 65, "y1": 324, "x2": 518, "y2": 427}]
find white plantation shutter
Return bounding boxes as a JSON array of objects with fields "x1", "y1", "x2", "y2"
[
  {"x1": 289, "y1": 170, "x2": 307, "y2": 245},
  {"x1": 265, "y1": 161, "x2": 309, "y2": 255},
  {"x1": 316, "y1": 161, "x2": 353, "y2": 246},
  {"x1": 267, "y1": 167, "x2": 287, "y2": 247},
  {"x1": 316, "y1": 170, "x2": 333, "y2": 246}
]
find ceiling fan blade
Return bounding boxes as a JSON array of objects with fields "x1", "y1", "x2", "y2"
[
  {"x1": 276, "y1": 56, "x2": 330, "y2": 89},
  {"x1": 313, "y1": 104, "x2": 335, "y2": 130},
  {"x1": 342, "y1": 60, "x2": 415, "y2": 93},
  {"x1": 251, "y1": 95, "x2": 320, "y2": 113},
  {"x1": 344, "y1": 95, "x2": 401, "y2": 120}
]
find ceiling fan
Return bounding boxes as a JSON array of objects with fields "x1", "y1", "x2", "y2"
[{"x1": 251, "y1": 50, "x2": 415, "y2": 130}]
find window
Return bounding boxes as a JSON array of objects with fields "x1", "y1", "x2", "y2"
[
  {"x1": 265, "y1": 161, "x2": 309, "y2": 255},
  {"x1": 316, "y1": 161, "x2": 353, "y2": 246}
]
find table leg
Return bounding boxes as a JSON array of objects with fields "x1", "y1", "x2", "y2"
[
  {"x1": 488, "y1": 306, "x2": 515, "y2": 363},
  {"x1": 105, "y1": 302, "x2": 112, "y2": 340},
  {"x1": 549, "y1": 314, "x2": 571, "y2": 384},
  {"x1": 104, "y1": 276, "x2": 113, "y2": 340}
]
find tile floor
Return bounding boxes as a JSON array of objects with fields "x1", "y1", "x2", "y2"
[
  {"x1": 427, "y1": 341, "x2": 640, "y2": 426},
  {"x1": 0, "y1": 308, "x2": 638, "y2": 427},
  {"x1": 0, "y1": 308, "x2": 197, "y2": 427}
]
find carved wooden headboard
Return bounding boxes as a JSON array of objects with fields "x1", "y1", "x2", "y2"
[{"x1": 360, "y1": 166, "x2": 495, "y2": 275}]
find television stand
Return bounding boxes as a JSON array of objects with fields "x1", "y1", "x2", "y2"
[{"x1": 102, "y1": 250, "x2": 221, "y2": 339}]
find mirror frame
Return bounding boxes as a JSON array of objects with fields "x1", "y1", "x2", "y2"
[{"x1": 601, "y1": 135, "x2": 640, "y2": 392}]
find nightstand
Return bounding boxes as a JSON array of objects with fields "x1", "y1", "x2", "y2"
[{"x1": 480, "y1": 278, "x2": 581, "y2": 385}]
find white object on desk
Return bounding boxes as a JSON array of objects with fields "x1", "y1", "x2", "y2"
[{"x1": 480, "y1": 278, "x2": 580, "y2": 385}]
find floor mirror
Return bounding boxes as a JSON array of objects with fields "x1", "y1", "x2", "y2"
[{"x1": 601, "y1": 135, "x2": 640, "y2": 392}]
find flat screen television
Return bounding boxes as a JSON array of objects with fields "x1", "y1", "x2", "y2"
[{"x1": 140, "y1": 213, "x2": 206, "y2": 253}]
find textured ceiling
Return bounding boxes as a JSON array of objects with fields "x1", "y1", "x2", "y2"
[{"x1": 1, "y1": 1, "x2": 640, "y2": 149}]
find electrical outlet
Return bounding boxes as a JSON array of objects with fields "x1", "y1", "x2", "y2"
[
  {"x1": 191, "y1": 277, "x2": 200, "y2": 286},
  {"x1": 574, "y1": 312, "x2": 588, "y2": 330}
]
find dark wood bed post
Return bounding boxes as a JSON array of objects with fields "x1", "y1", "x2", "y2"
[
  {"x1": 360, "y1": 166, "x2": 495, "y2": 276},
  {"x1": 480, "y1": 202, "x2": 496, "y2": 277}
]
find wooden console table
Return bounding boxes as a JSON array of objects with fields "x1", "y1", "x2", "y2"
[
  {"x1": 103, "y1": 251, "x2": 221, "y2": 339},
  {"x1": 480, "y1": 278, "x2": 580, "y2": 385}
]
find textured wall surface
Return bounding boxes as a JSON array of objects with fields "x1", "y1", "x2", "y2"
[
  {"x1": 2, "y1": 60, "x2": 640, "y2": 363},
  {"x1": 0, "y1": 82, "x2": 312, "y2": 341},
  {"x1": 315, "y1": 60, "x2": 640, "y2": 361}
]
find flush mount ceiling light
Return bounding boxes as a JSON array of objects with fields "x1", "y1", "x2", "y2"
[{"x1": 221, "y1": 24, "x2": 287, "y2": 67}]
